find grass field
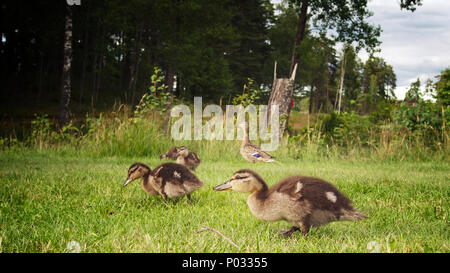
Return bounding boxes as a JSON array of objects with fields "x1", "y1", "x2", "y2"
[{"x1": 0, "y1": 148, "x2": 448, "y2": 253}]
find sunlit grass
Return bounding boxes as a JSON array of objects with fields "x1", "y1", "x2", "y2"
[{"x1": 0, "y1": 149, "x2": 448, "y2": 253}]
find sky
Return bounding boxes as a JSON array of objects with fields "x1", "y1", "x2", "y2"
[
  {"x1": 359, "y1": 0, "x2": 450, "y2": 99},
  {"x1": 272, "y1": 0, "x2": 450, "y2": 99}
]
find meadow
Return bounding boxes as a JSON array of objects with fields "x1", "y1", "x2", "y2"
[{"x1": 0, "y1": 145, "x2": 448, "y2": 253}]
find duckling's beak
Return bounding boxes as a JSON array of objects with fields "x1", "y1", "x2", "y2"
[
  {"x1": 213, "y1": 180, "x2": 232, "y2": 191},
  {"x1": 123, "y1": 177, "x2": 132, "y2": 187}
]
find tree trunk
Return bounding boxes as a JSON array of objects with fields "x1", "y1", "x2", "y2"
[
  {"x1": 79, "y1": 1, "x2": 90, "y2": 106},
  {"x1": 93, "y1": 54, "x2": 103, "y2": 106},
  {"x1": 58, "y1": 5, "x2": 72, "y2": 128},
  {"x1": 129, "y1": 22, "x2": 144, "y2": 106},
  {"x1": 37, "y1": 51, "x2": 44, "y2": 104},
  {"x1": 268, "y1": 0, "x2": 308, "y2": 136},
  {"x1": 166, "y1": 64, "x2": 175, "y2": 103},
  {"x1": 268, "y1": 61, "x2": 297, "y2": 136},
  {"x1": 309, "y1": 83, "x2": 314, "y2": 114},
  {"x1": 337, "y1": 50, "x2": 346, "y2": 113},
  {"x1": 289, "y1": 0, "x2": 309, "y2": 75},
  {"x1": 79, "y1": 28, "x2": 89, "y2": 106}
]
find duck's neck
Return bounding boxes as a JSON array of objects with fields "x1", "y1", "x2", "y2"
[
  {"x1": 141, "y1": 174, "x2": 157, "y2": 194},
  {"x1": 247, "y1": 187, "x2": 282, "y2": 222},
  {"x1": 242, "y1": 125, "x2": 250, "y2": 145},
  {"x1": 176, "y1": 154, "x2": 186, "y2": 164}
]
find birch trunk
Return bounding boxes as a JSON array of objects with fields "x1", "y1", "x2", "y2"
[
  {"x1": 337, "y1": 51, "x2": 346, "y2": 113},
  {"x1": 58, "y1": 5, "x2": 72, "y2": 128}
]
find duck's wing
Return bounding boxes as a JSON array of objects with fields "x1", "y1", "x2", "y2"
[
  {"x1": 156, "y1": 162, "x2": 203, "y2": 184},
  {"x1": 244, "y1": 143, "x2": 276, "y2": 162}
]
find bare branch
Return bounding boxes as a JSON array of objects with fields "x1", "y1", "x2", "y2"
[{"x1": 195, "y1": 226, "x2": 241, "y2": 251}]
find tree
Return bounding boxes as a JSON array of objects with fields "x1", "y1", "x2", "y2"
[
  {"x1": 269, "y1": 0, "x2": 422, "y2": 135},
  {"x1": 59, "y1": 4, "x2": 73, "y2": 128},
  {"x1": 362, "y1": 56, "x2": 396, "y2": 100},
  {"x1": 226, "y1": 0, "x2": 273, "y2": 93},
  {"x1": 340, "y1": 45, "x2": 363, "y2": 111},
  {"x1": 435, "y1": 68, "x2": 450, "y2": 107}
]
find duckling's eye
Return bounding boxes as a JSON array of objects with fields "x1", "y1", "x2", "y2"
[{"x1": 235, "y1": 176, "x2": 248, "y2": 180}]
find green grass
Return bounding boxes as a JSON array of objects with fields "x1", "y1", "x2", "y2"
[{"x1": 0, "y1": 149, "x2": 448, "y2": 253}]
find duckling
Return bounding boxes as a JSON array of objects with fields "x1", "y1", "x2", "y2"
[
  {"x1": 123, "y1": 162, "x2": 203, "y2": 202},
  {"x1": 160, "y1": 146, "x2": 201, "y2": 170},
  {"x1": 160, "y1": 146, "x2": 179, "y2": 160},
  {"x1": 214, "y1": 169, "x2": 367, "y2": 237},
  {"x1": 240, "y1": 122, "x2": 275, "y2": 163},
  {"x1": 175, "y1": 146, "x2": 201, "y2": 170}
]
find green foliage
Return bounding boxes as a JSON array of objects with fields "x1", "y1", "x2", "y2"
[
  {"x1": 369, "y1": 100, "x2": 395, "y2": 124},
  {"x1": 435, "y1": 68, "x2": 450, "y2": 107},
  {"x1": 30, "y1": 114, "x2": 80, "y2": 149},
  {"x1": 317, "y1": 111, "x2": 372, "y2": 147},
  {"x1": 296, "y1": 0, "x2": 382, "y2": 52},
  {"x1": 392, "y1": 78, "x2": 449, "y2": 146},
  {"x1": 394, "y1": 100, "x2": 447, "y2": 142},
  {"x1": 31, "y1": 114, "x2": 53, "y2": 148},
  {"x1": 362, "y1": 56, "x2": 397, "y2": 100},
  {"x1": 135, "y1": 67, "x2": 171, "y2": 116},
  {"x1": 232, "y1": 78, "x2": 261, "y2": 107}
]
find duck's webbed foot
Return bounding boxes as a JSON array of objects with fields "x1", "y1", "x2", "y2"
[
  {"x1": 186, "y1": 193, "x2": 193, "y2": 204},
  {"x1": 161, "y1": 193, "x2": 168, "y2": 202},
  {"x1": 278, "y1": 227, "x2": 299, "y2": 237}
]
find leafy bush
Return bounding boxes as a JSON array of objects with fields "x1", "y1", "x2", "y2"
[
  {"x1": 135, "y1": 67, "x2": 171, "y2": 116},
  {"x1": 232, "y1": 78, "x2": 261, "y2": 107},
  {"x1": 435, "y1": 68, "x2": 450, "y2": 107},
  {"x1": 393, "y1": 80, "x2": 449, "y2": 145},
  {"x1": 369, "y1": 99, "x2": 395, "y2": 124}
]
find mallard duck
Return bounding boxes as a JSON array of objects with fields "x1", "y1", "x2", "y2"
[
  {"x1": 123, "y1": 162, "x2": 203, "y2": 202},
  {"x1": 160, "y1": 146, "x2": 179, "y2": 160},
  {"x1": 174, "y1": 146, "x2": 201, "y2": 170},
  {"x1": 160, "y1": 146, "x2": 201, "y2": 170},
  {"x1": 214, "y1": 169, "x2": 367, "y2": 237},
  {"x1": 240, "y1": 122, "x2": 275, "y2": 162}
]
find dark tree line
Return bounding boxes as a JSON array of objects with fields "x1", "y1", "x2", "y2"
[
  {"x1": 0, "y1": 0, "x2": 422, "y2": 129},
  {"x1": 1, "y1": 0, "x2": 272, "y2": 112}
]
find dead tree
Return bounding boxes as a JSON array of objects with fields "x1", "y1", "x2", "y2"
[{"x1": 268, "y1": 61, "x2": 298, "y2": 137}]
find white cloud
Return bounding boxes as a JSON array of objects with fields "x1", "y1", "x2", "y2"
[{"x1": 360, "y1": 0, "x2": 450, "y2": 99}]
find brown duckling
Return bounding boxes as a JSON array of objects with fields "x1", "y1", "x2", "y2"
[
  {"x1": 175, "y1": 146, "x2": 201, "y2": 170},
  {"x1": 160, "y1": 146, "x2": 179, "y2": 160},
  {"x1": 123, "y1": 162, "x2": 203, "y2": 202},
  {"x1": 240, "y1": 122, "x2": 275, "y2": 163},
  {"x1": 160, "y1": 146, "x2": 201, "y2": 170},
  {"x1": 214, "y1": 169, "x2": 367, "y2": 237}
]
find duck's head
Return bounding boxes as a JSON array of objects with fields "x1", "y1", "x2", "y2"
[
  {"x1": 123, "y1": 162, "x2": 151, "y2": 187},
  {"x1": 176, "y1": 146, "x2": 189, "y2": 158},
  {"x1": 214, "y1": 169, "x2": 267, "y2": 193},
  {"x1": 160, "y1": 146, "x2": 179, "y2": 159}
]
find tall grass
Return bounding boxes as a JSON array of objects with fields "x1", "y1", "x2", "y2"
[{"x1": 1, "y1": 103, "x2": 448, "y2": 163}]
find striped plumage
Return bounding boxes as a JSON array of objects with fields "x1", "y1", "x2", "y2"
[
  {"x1": 214, "y1": 169, "x2": 367, "y2": 237},
  {"x1": 123, "y1": 162, "x2": 203, "y2": 202},
  {"x1": 160, "y1": 146, "x2": 201, "y2": 170},
  {"x1": 175, "y1": 146, "x2": 201, "y2": 170}
]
